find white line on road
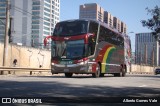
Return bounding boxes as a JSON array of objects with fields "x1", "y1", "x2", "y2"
[{"x1": 138, "y1": 85, "x2": 147, "y2": 87}]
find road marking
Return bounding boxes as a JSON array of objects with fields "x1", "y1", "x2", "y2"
[{"x1": 138, "y1": 85, "x2": 147, "y2": 87}]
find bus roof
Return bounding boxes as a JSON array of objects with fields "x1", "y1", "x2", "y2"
[{"x1": 58, "y1": 19, "x2": 127, "y2": 38}]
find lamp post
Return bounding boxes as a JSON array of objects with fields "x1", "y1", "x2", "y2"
[
  {"x1": 125, "y1": 31, "x2": 134, "y2": 72},
  {"x1": 157, "y1": 33, "x2": 160, "y2": 66}
]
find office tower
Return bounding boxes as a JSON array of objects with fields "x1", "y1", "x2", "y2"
[
  {"x1": 113, "y1": 17, "x2": 121, "y2": 32},
  {"x1": 0, "y1": 0, "x2": 7, "y2": 42},
  {"x1": 104, "y1": 11, "x2": 113, "y2": 28},
  {"x1": 32, "y1": 0, "x2": 60, "y2": 48},
  {"x1": 79, "y1": 3, "x2": 127, "y2": 34},
  {"x1": 79, "y1": 3, "x2": 104, "y2": 22},
  {"x1": 135, "y1": 33, "x2": 160, "y2": 66},
  {"x1": 0, "y1": 0, "x2": 60, "y2": 48}
]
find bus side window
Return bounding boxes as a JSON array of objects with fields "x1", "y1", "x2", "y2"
[
  {"x1": 105, "y1": 28, "x2": 112, "y2": 44},
  {"x1": 88, "y1": 21, "x2": 98, "y2": 55},
  {"x1": 88, "y1": 37, "x2": 95, "y2": 55},
  {"x1": 89, "y1": 21, "x2": 98, "y2": 36},
  {"x1": 117, "y1": 36, "x2": 124, "y2": 47},
  {"x1": 99, "y1": 25, "x2": 106, "y2": 42}
]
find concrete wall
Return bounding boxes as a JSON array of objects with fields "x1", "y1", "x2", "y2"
[
  {"x1": 0, "y1": 42, "x2": 157, "y2": 73},
  {"x1": 0, "y1": 43, "x2": 51, "y2": 68},
  {"x1": 131, "y1": 64, "x2": 155, "y2": 73}
]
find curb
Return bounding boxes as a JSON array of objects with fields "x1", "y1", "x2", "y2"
[{"x1": 127, "y1": 72, "x2": 154, "y2": 75}]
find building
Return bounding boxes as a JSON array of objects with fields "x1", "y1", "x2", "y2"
[
  {"x1": 31, "y1": 0, "x2": 60, "y2": 48},
  {"x1": 121, "y1": 21, "x2": 127, "y2": 34},
  {"x1": 135, "y1": 33, "x2": 160, "y2": 66},
  {"x1": 104, "y1": 11, "x2": 113, "y2": 28},
  {"x1": 11, "y1": 0, "x2": 32, "y2": 46},
  {"x1": 0, "y1": 0, "x2": 6, "y2": 42},
  {"x1": 79, "y1": 3, "x2": 127, "y2": 34},
  {"x1": 113, "y1": 17, "x2": 121, "y2": 32},
  {"x1": 0, "y1": 0, "x2": 60, "y2": 48},
  {"x1": 79, "y1": 3, "x2": 104, "y2": 22}
]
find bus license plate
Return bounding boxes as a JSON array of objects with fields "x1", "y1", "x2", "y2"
[
  {"x1": 64, "y1": 69, "x2": 69, "y2": 72},
  {"x1": 60, "y1": 61, "x2": 72, "y2": 65}
]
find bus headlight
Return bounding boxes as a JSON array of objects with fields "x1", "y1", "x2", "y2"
[
  {"x1": 77, "y1": 62, "x2": 84, "y2": 65},
  {"x1": 77, "y1": 61, "x2": 88, "y2": 65}
]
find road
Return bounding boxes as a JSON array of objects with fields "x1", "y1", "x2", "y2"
[
  {"x1": 0, "y1": 75, "x2": 160, "y2": 97},
  {"x1": 0, "y1": 74, "x2": 160, "y2": 98}
]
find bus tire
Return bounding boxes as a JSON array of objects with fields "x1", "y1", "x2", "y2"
[
  {"x1": 92, "y1": 64, "x2": 100, "y2": 78},
  {"x1": 117, "y1": 68, "x2": 126, "y2": 77},
  {"x1": 114, "y1": 73, "x2": 119, "y2": 77},
  {"x1": 121, "y1": 68, "x2": 126, "y2": 77},
  {"x1": 100, "y1": 73, "x2": 104, "y2": 77},
  {"x1": 65, "y1": 73, "x2": 73, "y2": 78}
]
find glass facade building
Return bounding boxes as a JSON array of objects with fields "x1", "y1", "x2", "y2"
[
  {"x1": 0, "y1": 0, "x2": 6, "y2": 42},
  {"x1": 0, "y1": 0, "x2": 60, "y2": 48},
  {"x1": 135, "y1": 33, "x2": 160, "y2": 66}
]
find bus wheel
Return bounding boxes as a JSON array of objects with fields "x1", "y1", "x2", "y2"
[
  {"x1": 100, "y1": 73, "x2": 104, "y2": 77},
  {"x1": 121, "y1": 68, "x2": 126, "y2": 77},
  {"x1": 65, "y1": 73, "x2": 73, "y2": 78},
  {"x1": 117, "y1": 68, "x2": 126, "y2": 77},
  {"x1": 92, "y1": 64, "x2": 100, "y2": 78},
  {"x1": 114, "y1": 73, "x2": 119, "y2": 77}
]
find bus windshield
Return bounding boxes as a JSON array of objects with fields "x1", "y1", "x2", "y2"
[
  {"x1": 53, "y1": 20, "x2": 88, "y2": 36},
  {"x1": 52, "y1": 40, "x2": 86, "y2": 59}
]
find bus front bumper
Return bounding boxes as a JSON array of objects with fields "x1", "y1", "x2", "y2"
[{"x1": 51, "y1": 63, "x2": 92, "y2": 74}]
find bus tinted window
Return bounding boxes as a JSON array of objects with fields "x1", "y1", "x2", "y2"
[
  {"x1": 89, "y1": 21, "x2": 98, "y2": 36},
  {"x1": 99, "y1": 25, "x2": 124, "y2": 46},
  {"x1": 53, "y1": 20, "x2": 88, "y2": 36},
  {"x1": 88, "y1": 21, "x2": 99, "y2": 55}
]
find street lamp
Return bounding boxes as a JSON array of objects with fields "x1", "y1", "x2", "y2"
[
  {"x1": 126, "y1": 31, "x2": 134, "y2": 38},
  {"x1": 125, "y1": 31, "x2": 134, "y2": 72}
]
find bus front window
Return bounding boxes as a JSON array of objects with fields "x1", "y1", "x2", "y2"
[
  {"x1": 53, "y1": 20, "x2": 88, "y2": 36},
  {"x1": 52, "y1": 40, "x2": 86, "y2": 59}
]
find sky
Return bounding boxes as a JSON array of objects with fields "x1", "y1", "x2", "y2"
[{"x1": 60, "y1": 0, "x2": 160, "y2": 52}]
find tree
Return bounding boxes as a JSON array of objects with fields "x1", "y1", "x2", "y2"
[{"x1": 141, "y1": 6, "x2": 160, "y2": 42}]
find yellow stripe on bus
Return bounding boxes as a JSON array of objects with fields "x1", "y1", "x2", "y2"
[{"x1": 101, "y1": 46, "x2": 116, "y2": 73}]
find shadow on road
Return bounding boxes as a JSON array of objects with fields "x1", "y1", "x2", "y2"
[
  {"x1": 0, "y1": 75, "x2": 160, "y2": 105},
  {"x1": 0, "y1": 78, "x2": 160, "y2": 97}
]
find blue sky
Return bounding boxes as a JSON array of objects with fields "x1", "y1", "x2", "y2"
[{"x1": 60, "y1": 0, "x2": 160, "y2": 52}]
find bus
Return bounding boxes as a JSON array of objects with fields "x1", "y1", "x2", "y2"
[{"x1": 44, "y1": 19, "x2": 131, "y2": 78}]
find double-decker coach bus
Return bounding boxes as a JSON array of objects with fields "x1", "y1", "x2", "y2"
[{"x1": 44, "y1": 19, "x2": 130, "y2": 78}]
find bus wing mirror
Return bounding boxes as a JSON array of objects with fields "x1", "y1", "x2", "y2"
[
  {"x1": 88, "y1": 33, "x2": 94, "y2": 37},
  {"x1": 44, "y1": 35, "x2": 52, "y2": 46}
]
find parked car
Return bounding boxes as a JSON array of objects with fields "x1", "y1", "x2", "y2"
[{"x1": 154, "y1": 68, "x2": 160, "y2": 75}]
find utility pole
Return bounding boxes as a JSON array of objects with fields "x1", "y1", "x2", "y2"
[
  {"x1": 152, "y1": 45, "x2": 155, "y2": 66},
  {"x1": 2, "y1": 0, "x2": 10, "y2": 75},
  {"x1": 144, "y1": 44, "x2": 147, "y2": 65}
]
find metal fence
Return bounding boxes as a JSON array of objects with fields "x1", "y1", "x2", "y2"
[{"x1": 0, "y1": 66, "x2": 51, "y2": 75}]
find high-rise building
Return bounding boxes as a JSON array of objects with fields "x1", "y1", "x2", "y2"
[
  {"x1": 135, "y1": 33, "x2": 160, "y2": 66},
  {"x1": 0, "y1": 0, "x2": 60, "y2": 48},
  {"x1": 113, "y1": 17, "x2": 121, "y2": 33},
  {"x1": 11, "y1": 0, "x2": 32, "y2": 46},
  {"x1": 104, "y1": 11, "x2": 113, "y2": 28},
  {"x1": 121, "y1": 21, "x2": 127, "y2": 34},
  {"x1": 0, "y1": 0, "x2": 7, "y2": 42},
  {"x1": 79, "y1": 3, "x2": 127, "y2": 34},
  {"x1": 79, "y1": 3, "x2": 104, "y2": 22},
  {"x1": 32, "y1": 0, "x2": 60, "y2": 48}
]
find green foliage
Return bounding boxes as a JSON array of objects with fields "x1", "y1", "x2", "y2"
[{"x1": 141, "y1": 6, "x2": 160, "y2": 42}]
